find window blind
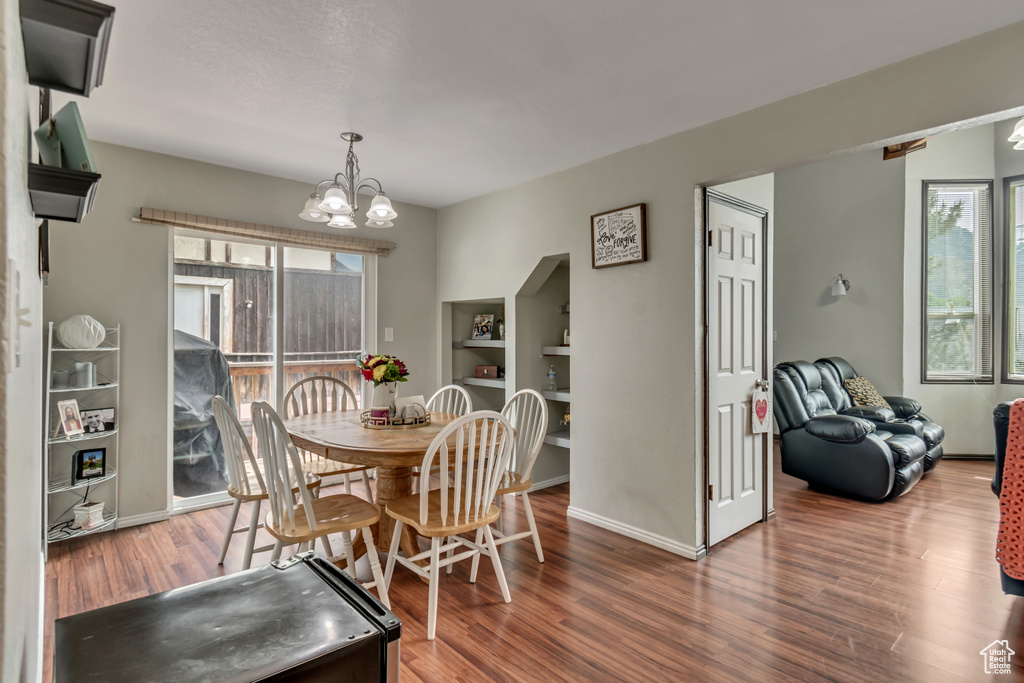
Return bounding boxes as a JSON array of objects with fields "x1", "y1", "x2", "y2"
[
  {"x1": 137, "y1": 208, "x2": 394, "y2": 257},
  {"x1": 922, "y1": 181, "x2": 993, "y2": 382}
]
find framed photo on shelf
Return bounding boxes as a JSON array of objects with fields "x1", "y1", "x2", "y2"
[
  {"x1": 472, "y1": 314, "x2": 494, "y2": 340},
  {"x1": 73, "y1": 447, "x2": 106, "y2": 483},
  {"x1": 57, "y1": 399, "x2": 85, "y2": 437},
  {"x1": 591, "y1": 202, "x2": 647, "y2": 268},
  {"x1": 81, "y1": 408, "x2": 115, "y2": 434}
]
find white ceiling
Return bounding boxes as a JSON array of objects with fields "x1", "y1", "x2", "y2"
[{"x1": 66, "y1": 1, "x2": 1024, "y2": 209}]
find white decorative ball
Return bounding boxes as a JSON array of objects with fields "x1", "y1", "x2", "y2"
[{"x1": 57, "y1": 315, "x2": 105, "y2": 349}]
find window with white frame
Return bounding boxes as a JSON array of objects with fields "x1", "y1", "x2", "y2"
[
  {"x1": 1004, "y1": 175, "x2": 1024, "y2": 381},
  {"x1": 922, "y1": 180, "x2": 993, "y2": 383}
]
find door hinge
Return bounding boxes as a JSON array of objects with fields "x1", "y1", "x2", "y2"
[
  {"x1": 708, "y1": 484, "x2": 714, "y2": 500},
  {"x1": 708, "y1": 229, "x2": 713, "y2": 247}
]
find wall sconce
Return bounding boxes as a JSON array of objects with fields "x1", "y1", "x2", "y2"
[{"x1": 831, "y1": 274, "x2": 851, "y2": 297}]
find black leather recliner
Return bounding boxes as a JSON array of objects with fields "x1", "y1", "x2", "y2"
[
  {"x1": 815, "y1": 356, "x2": 944, "y2": 471},
  {"x1": 773, "y1": 360, "x2": 926, "y2": 500}
]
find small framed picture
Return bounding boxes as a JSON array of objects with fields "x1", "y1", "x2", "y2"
[
  {"x1": 591, "y1": 202, "x2": 647, "y2": 268},
  {"x1": 73, "y1": 447, "x2": 106, "y2": 483},
  {"x1": 81, "y1": 408, "x2": 115, "y2": 434},
  {"x1": 472, "y1": 314, "x2": 494, "y2": 340},
  {"x1": 57, "y1": 399, "x2": 85, "y2": 437}
]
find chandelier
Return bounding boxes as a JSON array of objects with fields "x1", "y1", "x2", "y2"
[
  {"x1": 299, "y1": 132, "x2": 398, "y2": 228},
  {"x1": 1009, "y1": 118, "x2": 1024, "y2": 151}
]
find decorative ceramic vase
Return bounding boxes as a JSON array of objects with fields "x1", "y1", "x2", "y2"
[
  {"x1": 57, "y1": 314, "x2": 105, "y2": 349},
  {"x1": 373, "y1": 382, "x2": 399, "y2": 417}
]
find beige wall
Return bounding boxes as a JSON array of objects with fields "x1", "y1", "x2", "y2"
[
  {"x1": 44, "y1": 142, "x2": 438, "y2": 520},
  {"x1": 1, "y1": 2, "x2": 45, "y2": 679},
  {"x1": 774, "y1": 149, "x2": 906, "y2": 395},
  {"x1": 437, "y1": 21, "x2": 1024, "y2": 557}
]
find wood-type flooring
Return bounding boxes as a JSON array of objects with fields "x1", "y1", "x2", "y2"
[{"x1": 43, "y1": 456, "x2": 1024, "y2": 681}]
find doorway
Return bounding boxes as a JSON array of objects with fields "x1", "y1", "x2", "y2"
[{"x1": 703, "y1": 185, "x2": 772, "y2": 548}]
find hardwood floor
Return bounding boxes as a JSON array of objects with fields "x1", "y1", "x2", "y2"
[{"x1": 44, "y1": 456, "x2": 1023, "y2": 681}]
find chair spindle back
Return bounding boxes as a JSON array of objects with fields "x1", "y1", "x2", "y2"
[
  {"x1": 251, "y1": 401, "x2": 317, "y2": 536},
  {"x1": 211, "y1": 395, "x2": 265, "y2": 497},
  {"x1": 419, "y1": 411, "x2": 514, "y2": 527},
  {"x1": 284, "y1": 376, "x2": 358, "y2": 418},
  {"x1": 427, "y1": 385, "x2": 473, "y2": 416},
  {"x1": 501, "y1": 389, "x2": 548, "y2": 481}
]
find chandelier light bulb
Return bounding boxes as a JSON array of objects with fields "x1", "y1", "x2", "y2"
[
  {"x1": 366, "y1": 219, "x2": 394, "y2": 228},
  {"x1": 1009, "y1": 117, "x2": 1024, "y2": 143},
  {"x1": 366, "y1": 193, "x2": 398, "y2": 221},
  {"x1": 327, "y1": 213, "x2": 357, "y2": 229},
  {"x1": 299, "y1": 195, "x2": 330, "y2": 222},
  {"x1": 319, "y1": 185, "x2": 351, "y2": 213}
]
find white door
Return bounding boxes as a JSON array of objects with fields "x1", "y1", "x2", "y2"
[{"x1": 706, "y1": 190, "x2": 767, "y2": 546}]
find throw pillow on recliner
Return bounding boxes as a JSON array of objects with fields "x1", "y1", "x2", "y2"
[{"x1": 844, "y1": 376, "x2": 892, "y2": 410}]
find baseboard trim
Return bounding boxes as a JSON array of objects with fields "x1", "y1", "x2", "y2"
[
  {"x1": 117, "y1": 510, "x2": 171, "y2": 528},
  {"x1": 942, "y1": 453, "x2": 994, "y2": 461},
  {"x1": 527, "y1": 474, "x2": 570, "y2": 492},
  {"x1": 566, "y1": 505, "x2": 702, "y2": 560},
  {"x1": 766, "y1": 507, "x2": 777, "y2": 521}
]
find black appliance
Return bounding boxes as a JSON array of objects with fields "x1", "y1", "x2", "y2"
[{"x1": 54, "y1": 553, "x2": 400, "y2": 682}]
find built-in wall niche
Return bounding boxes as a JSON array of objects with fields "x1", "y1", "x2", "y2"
[
  {"x1": 445, "y1": 298, "x2": 507, "y2": 412},
  {"x1": 515, "y1": 254, "x2": 570, "y2": 491}
]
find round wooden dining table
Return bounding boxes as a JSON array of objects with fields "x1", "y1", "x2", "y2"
[{"x1": 283, "y1": 409, "x2": 459, "y2": 561}]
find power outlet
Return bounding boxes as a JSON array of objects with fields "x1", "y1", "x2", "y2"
[{"x1": 384, "y1": 327, "x2": 394, "y2": 342}]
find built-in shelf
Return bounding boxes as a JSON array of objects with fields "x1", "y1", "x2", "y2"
[
  {"x1": 47, "y1": 509, "x2": 116, "y2": 543},
  {"x1": 453, "y1": 339, "x2": 506, "y2": 349},
  {"x1": 542, "y1": 389, "x2": 571, "y2": 402},
  {"x1": 48, "y1": 428, "x2": 117, "y2": 446},
  {"x1": 48, "y1": 468, "x2": 117, "y2": 494},
  {"x1": 49, "y1": 382, "x2": 118, "y2": 394},
  {"x1": 544, "y1": 430, "x2": 570, "y2": 448},
  {"x1": 454, "y1": 377, "x2": 506, "y2": 389},
  {"x1": 28, "y1": 163, "x2": 101, "y2": 223},
  {"x1": 541, "y1": 346, "x2": 570, "y2": 356}
]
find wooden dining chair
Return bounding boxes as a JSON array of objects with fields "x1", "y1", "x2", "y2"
[
  {"x1": 251, "y1": 401, "x2": 390, "y2": 608},
  {"x1": 211, "y1": 395, "x2": 321, "y2": 570},
  {"x1": 468, "y1": 389, "x2": 548, "y2": 581},
  {"x1": 426, "y1": 384, "x2": 473, "y2": 416},
  {"x1": 383, "y1": 410, "x2": 515, "y2": 640},
  {"x1": 284, "y1": 376, "x2": 375, "y2": 503},
  {"x1": 414, "y1": 384, "x2": 474, "y2": 486}
]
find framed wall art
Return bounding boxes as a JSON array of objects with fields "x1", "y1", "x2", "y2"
[{"x1": 591, "y1": 203, "x2": 647, "y2": 269}]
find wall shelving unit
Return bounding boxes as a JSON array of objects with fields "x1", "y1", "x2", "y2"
[
  {"x1": 445, "y1": 298, "x2": 507, "y2": 411},
  {"x1": 44, "y1": 322, "x2": 120, "y2": 547}
]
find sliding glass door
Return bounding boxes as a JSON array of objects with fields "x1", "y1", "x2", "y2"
[{"x1": 171, "y1": 233, "x2": 367, "y2": 506}]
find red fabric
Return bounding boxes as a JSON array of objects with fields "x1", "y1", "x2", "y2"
[{"x1": 998, "y1": 399, "x2": 1024, "y2": 580}]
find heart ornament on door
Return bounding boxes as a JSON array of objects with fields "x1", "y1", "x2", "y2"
[{"x1": 751, "y1": 387, "x2": 771, "y2": 434}]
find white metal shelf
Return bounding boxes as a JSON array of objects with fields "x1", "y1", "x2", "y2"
[
  {"x1": 454, "y1": 377, "x2": 506, "y2": 389},
  {"x1": 48, "y1": 469, "x2": 117, "y2": 494},
  {"x1": 542, "y1": 389, "x2": 571, "y2": 402},
  {"x1": 47, "y1": 510, "x2": 117, "y2": 544},
  {"x1": 544, "y1": 430, "x2": 570, "y2": 448},
  {"x1": 48, "y1": 428, "x2": 118, "y2": 446},
  {"x1": 44, "y1": 322, "x2": 120, "y2": 552},
  {"x1": 49, "y1": 381, "x2": 118, "y2": 394},
  {"x1": 541, "y1": 346, "x2": 570, "y2": 356}
]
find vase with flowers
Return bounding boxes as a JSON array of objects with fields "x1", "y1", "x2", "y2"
[{"x1": 357, "y1": 354, "x2": 410, "y2": 416}]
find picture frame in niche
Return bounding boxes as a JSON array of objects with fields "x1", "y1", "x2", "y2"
[
  {"x1": 591, "y1": 202, "x2": 647, "y2": 268},
  {"x1": 472, "y1": 314, "x2": 494, "y2": 340},
  {"x1": 73, "y1": 447, "x2": 106, "y2": 484},
  {"x1": 57, "y1": 398, "x2": 84, "y2": 437},
  {"x1": 81, "y1": 407, "x2": 114, "y2": 434}
]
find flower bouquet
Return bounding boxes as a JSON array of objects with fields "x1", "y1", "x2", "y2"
[
  {"x1": 357, "y1": 354, "x2": 410, "y2": 386},
  {"x1": 358, "y1": 354, "x2": 410, "y2": 417}
]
